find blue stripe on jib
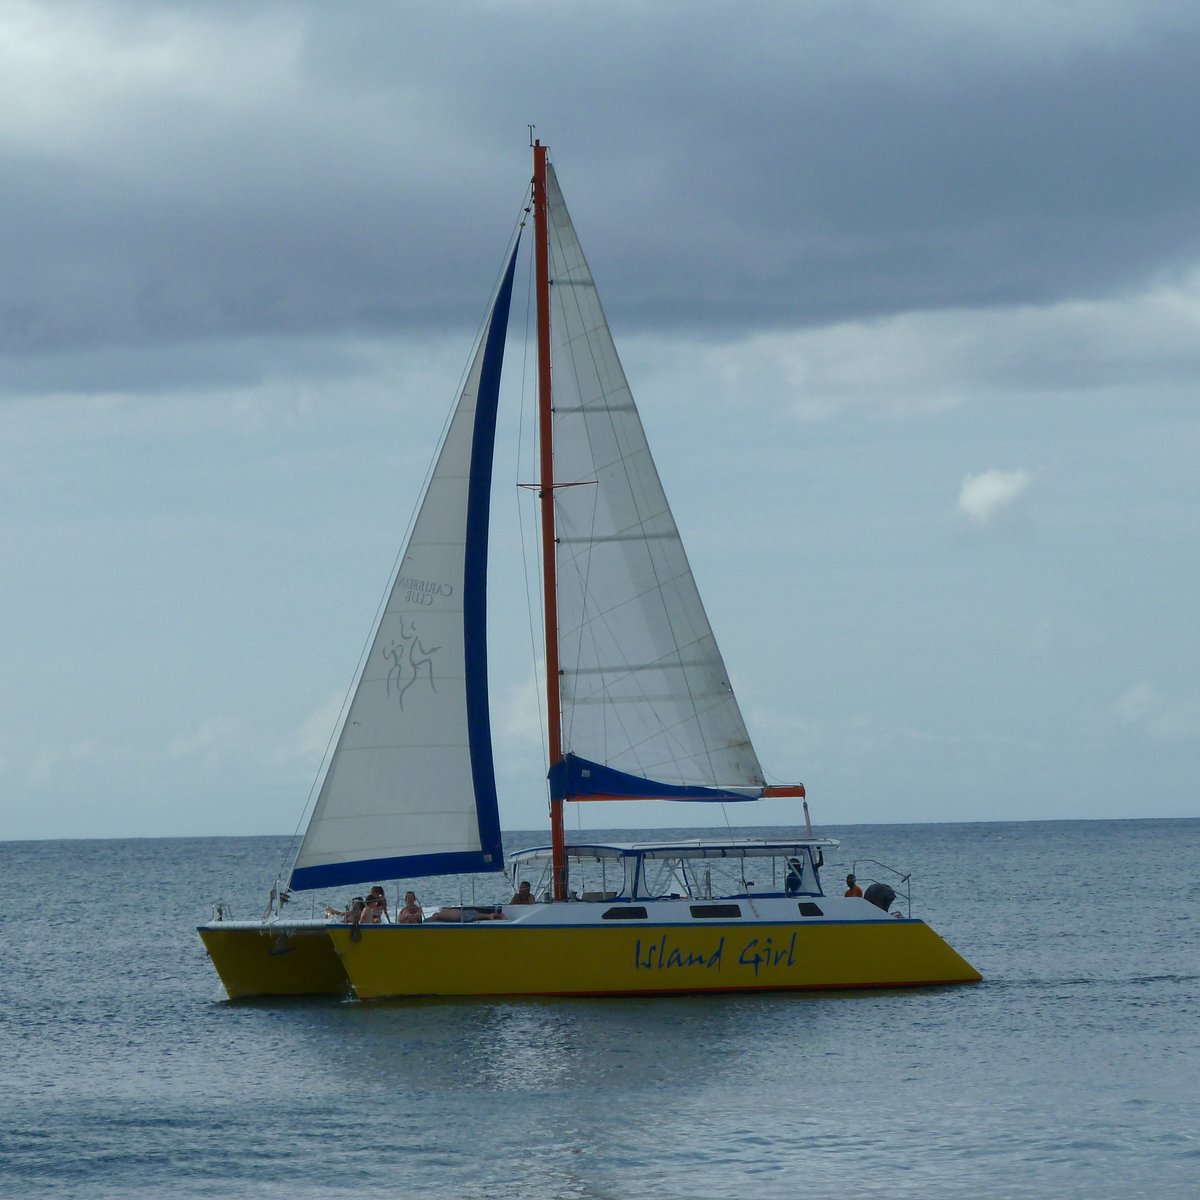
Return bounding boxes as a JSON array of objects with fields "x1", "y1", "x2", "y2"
[
  {"x1": 290, "y1": 850, "x2": 503, "y2": 893},
  {"x1": 461, "y1": 239, "x2": 520, "y2": 872}
]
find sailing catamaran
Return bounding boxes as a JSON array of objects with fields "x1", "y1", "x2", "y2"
[{"x1": 199, "y1": 142, "x2": 980, "y2": 999}]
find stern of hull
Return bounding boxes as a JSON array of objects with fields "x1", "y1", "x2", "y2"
[{"x1": 198, "y1": 923, "x2": 351, "y2": 999}]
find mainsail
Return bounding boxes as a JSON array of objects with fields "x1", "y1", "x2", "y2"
[
  {"x1": 543, "y1": 166, "x2": 765, "y2": 802},
  {"x1": 289, "y1": 242, "x2": 519, "y2": 890}
]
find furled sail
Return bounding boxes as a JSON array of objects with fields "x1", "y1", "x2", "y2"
[
  {"x1": 543, "y1": 167, "x2": 765, "y2": 802},
  {"x1": 289, "y1": 242, "x2": 519, "y2": 890}
]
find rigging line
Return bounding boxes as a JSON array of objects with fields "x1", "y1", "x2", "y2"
[
  {"x1": 555, "y1": 519, "x2": 646, "y2": 776},
  {"x1": 718, "y1": 801, "x2": 735, "y2": 839},
  {"x1": 566, "y1": 650, "x2": 732, "y2": 778},
  {"x1": 514, "y1": 199, "x2": 551, "y2": 789},
  {"x1": 556, "y1": 478, "x2": 603, "y2": 754},
  {"x1": 275, "y1": 203, "x2": 529, "y2": 890},
  {"x1": 545, "y1": 174, "x2": 734, "y2": 789},
  {"x1": 606, "y1": 414, "x2": 736, "y2": 789},
  {"x1": 557, "y1": 514, "x2": 727, "y2": 778},
  {"x1": 545, "y1": 185, "x2": 646, "y2": 773},
  {"x1": 553, "y1": 494, "x2": 747, "y2": 776}
]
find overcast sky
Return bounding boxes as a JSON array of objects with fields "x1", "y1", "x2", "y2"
[{"x1": 3, "y1": 0, "x2": 1198, "y2": 842}]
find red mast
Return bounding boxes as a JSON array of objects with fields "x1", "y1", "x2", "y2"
[{"x1": 532, "y1": 141, "x2": 568, "y2": 900}]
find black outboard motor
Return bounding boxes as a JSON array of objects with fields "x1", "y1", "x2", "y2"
[{"x1": 863, "y1": 882, "x2": 896, "y2": 913}]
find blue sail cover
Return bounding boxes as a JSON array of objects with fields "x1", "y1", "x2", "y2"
[
  {"x1": 288, "y1": 243, "x2": 519, "y2": 892},
  {"x1": 549, "y1": 753, "x2": 759, "y2": 803}
]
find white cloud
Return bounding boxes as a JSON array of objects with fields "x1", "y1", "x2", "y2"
[
  {"x1": 1114, "y1": 681, "x2": 1200, "y2": 742},
  {"x1": 166, "y1": 715, "x2": 240, "y2": 765},
  {"x1": 622, "y1": 321, "x2": 965, "y2": 426},
  {"x1": 0, "y1": 2, "x2": 305, "y2": 161},
  {"x1": 958, "y1": 468, "x2": 1033, "y2": 525},
  {"x1": 270, "y1": 691, "x2": 347, "y2": 769},
  {"x1": 168, "y1": 692, "x2": 366, "y2": 775},
  {"x1": 28, "y1": 737, "x2": 101, "y2": 785},
  {"x1": 620, "y1": 268, "x2": 1200, "y2": 428},
  {"x1": 496, "y1": 675, "x2": 545, "y2": 746}
]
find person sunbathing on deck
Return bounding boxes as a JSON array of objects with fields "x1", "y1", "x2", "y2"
[{"x1": 427, "y1": 906, "x2": 506, "y2": 922}]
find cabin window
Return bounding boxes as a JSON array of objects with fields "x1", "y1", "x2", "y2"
[
  {"x1": 602, "y1": 906, "x2": 647, "y2": 920},
  {"x1": 798, "y1": 902, "x2": 823, "y2": 917},
  {"x1": 689, "y1": 903, "x2": 742, "y2": 919}
]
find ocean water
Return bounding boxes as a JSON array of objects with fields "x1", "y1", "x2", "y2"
[{"x1": 1, "y1": 818, "x2": 1197, "y2": 1199}]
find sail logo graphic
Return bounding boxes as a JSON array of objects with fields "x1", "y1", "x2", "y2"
[
  {"x1": 398, "y1": 574, "x2": 454, "y2": 607},
  {"x1": 383, "y1": 617, "x2": 440, "y2": 710}
]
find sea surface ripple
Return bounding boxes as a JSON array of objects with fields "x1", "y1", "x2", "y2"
[{"x1": 0, "y1": 818, "x2": 1197, "y2": 1198}]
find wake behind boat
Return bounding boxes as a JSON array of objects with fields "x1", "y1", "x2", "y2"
[{"x1": 199, "y1": 141, "x2": 980, "y2": 1000}]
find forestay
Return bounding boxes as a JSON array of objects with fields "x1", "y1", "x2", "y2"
[
  {"x1": 543, "y1": 165, "x2": 765, "y2": 801},
  {"x1": 289, "y1": 244, "x2": 519, "y2": 890}
]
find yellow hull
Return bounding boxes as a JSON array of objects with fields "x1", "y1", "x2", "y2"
[
  {"x1": 329, "y1": 918, "x2": 981, "y2": 1000},
  {"x1": 198, "y1": 924, "x2": 351, "y2": 1000}
]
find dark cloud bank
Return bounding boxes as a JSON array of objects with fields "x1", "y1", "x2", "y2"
[{"x1": 4, "y1": 2, "x2": 1199, "y2": 394}]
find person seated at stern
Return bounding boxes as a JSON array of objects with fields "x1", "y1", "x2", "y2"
[
  {"x1": 397, "y1": 891, "x2": 424, "y2": 924},
  {"x1": 510, "y1": 881, "x2": 535, "y2": 905},
  {"x1": 324, "y1": 897, "x2": 365, "y2": 922},
  {"x1": 361, "y1": 886, "x2": 389, "y2": 924}
]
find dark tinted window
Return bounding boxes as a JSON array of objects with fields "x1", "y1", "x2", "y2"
[
  {"x1": 798, "y1": 902, "x2": 824, "y2": 917},
  {"x1": 602, "y1": 906, "x2": 647, "y2": 920},
  {"x1": 689, "y1": 904, "x2": 742, "y2": 919}
]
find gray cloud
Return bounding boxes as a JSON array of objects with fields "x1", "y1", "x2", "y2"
[{"x1": 4, "y1": 0, "x2": 1200, "y2": 399}]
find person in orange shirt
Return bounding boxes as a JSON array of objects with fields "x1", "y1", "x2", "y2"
[{"x1": 844, "y1": 873, "x2": 863, "y2": 898}]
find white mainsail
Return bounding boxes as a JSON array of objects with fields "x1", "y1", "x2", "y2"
[
  {"x1": 544, "y1": 166, "x2": 765, "y2": 799},
  {"x1": 289, "y1": 244, "x2": 519, "y2": 890}
]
